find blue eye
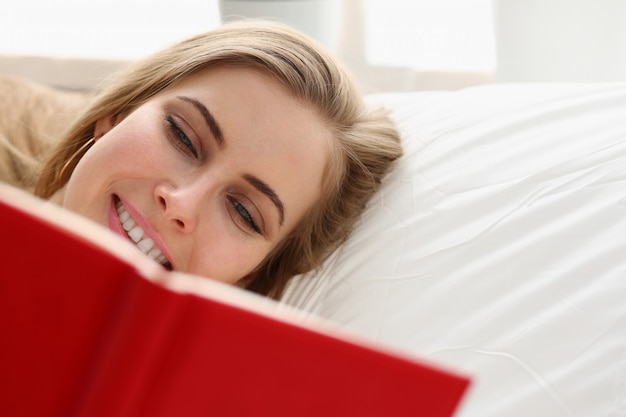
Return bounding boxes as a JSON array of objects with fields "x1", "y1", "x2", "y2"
[
  {"x1": 166, "y1": 116, "x2": 198, "y2": 158},
  {"x1": 227, "y1": 195, "x2": 261, "y2": 234}
]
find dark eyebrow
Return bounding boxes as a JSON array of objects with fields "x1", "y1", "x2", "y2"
[
  {"x1": 244, "y1": 174, "x2": 285, "y2": 227},
  {"x1": 177, "y1": 95, "x2": 224, "y2": 147}
]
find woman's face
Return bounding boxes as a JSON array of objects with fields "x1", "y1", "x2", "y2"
[{"x1": 61, "y1": 66, "x2": 330, "y2": 285}]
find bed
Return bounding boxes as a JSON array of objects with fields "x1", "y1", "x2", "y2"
[
  {"x1": 3, "y1": 56, "x2": 626, "y2": 414},
  {"x1": 282, "y1": 82, "x2": 626, "y2": 417}
]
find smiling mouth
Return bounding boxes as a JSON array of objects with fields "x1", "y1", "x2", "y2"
[{"x1": 114, "y1": 196, "x2": 172, "y2": 270}]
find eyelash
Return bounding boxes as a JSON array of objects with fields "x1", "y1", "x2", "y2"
[
  {"x1": 165, "y1": 115, "x2": 262, "y2": 235},
  {"x1": 166, "y1": 116, "x2": 198, "y2": 158},
  {"x1": 227, "y1": 195, "x2": 262, "y2": 235}
]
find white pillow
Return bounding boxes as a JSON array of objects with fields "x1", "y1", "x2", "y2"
[{"x1": 282, "y1": 83, "x2": 626, "y2": 417}]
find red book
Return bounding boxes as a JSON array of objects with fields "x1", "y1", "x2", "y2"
[{"x1": 0, "y1": 184, "x2": 469, "y2": 417}]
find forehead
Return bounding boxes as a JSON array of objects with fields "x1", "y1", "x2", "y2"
[
  {"x1": 163, "y1": 66, "x2": 306, "y2": 120},
  {"x1": 169, "y1": 64, "x2": 288, "y2": 97}
]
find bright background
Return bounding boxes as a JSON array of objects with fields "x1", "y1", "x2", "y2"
[
  {"x1": 365, "y1": 0, "x2": 495, "y2": 71},
  {"x1": 1, "y1": 0, "x2": 625, "y2": 91},
  {"x1": 0, "y1": 0, "x2": 222, "y2": 59},
  {"x1": 0, "y1": 0, "x2": 493, "y2": 67}
]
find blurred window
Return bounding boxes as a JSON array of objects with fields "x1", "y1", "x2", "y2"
[
  {"x1": 364, "y1": 0, "x2": 496, "y2": 72},
  {"x1": 0, "y1": 0, "x2": 221, "y2": 59}
]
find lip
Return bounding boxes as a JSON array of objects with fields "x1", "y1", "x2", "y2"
[{"x1": 108, "y1": 194, "x2": 174, "y2": 267}]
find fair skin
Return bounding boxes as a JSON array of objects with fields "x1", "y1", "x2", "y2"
[{"x1": 57, "y1": 66, "x2": 330, "y2": 285}]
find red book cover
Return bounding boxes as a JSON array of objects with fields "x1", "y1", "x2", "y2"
[{"x1": 0, "y1": 184, "x2": 470, "y2": 417}]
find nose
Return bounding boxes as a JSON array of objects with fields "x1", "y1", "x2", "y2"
[{"x1": 154, "y1": 182, "x2": 201, "y2": 233}]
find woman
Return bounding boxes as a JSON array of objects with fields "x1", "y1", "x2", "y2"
[{"x1": 4, "y1": 21, "x2": 402, "y2": 299}]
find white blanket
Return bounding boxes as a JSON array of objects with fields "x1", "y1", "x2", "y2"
[{"x1": 282, "y1": 83, "x2": 626, "y2": 417}]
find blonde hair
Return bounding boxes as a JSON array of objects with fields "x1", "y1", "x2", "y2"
[{"x1": 34, "y1": 21, "x2": 403, "y2": 299}]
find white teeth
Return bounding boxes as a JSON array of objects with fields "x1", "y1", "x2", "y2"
[
  {"x1": 122, "y1": 218, "x2": 135, "y2": 231},
  {"x1": 128, "y1": 226, "x2": 144, "y2": 243},
  {"x1": 137, "y1": 238, "x2": 154, "y2": 253},
  {"x1": 148, "y1": 247, "x2": 162, "y2": 259},
  {"x1": 115, "y1": 197, "x2": 170, "y2": 268},
  {"x1": 118, "y1": 210, "x2": 130, "y2": 223}
]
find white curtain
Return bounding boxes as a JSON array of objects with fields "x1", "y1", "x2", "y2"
[
  {"x1": 0, "y1": 0, "x2": 496, "y2": 91},
  {"x1": 336, "y1": 0, "x2": 496, "y2": 92}
]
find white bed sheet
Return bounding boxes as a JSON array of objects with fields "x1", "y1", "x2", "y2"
[{"x1": 282, "y1": 83, "x2": 626, "y2": 416}]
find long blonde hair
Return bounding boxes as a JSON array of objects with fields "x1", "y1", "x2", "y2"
[{"x1": 34, "y1": 21, "x2": 403, "y2": 299}]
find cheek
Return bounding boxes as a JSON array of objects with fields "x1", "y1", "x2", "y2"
[
  {"x1": 77, "y1": 125, "x2": 169, "y2": 184},
  {"x1": 187, "y1": 233, "x2": 274, "y2": 285},
  {"x1": 63, "y1": 123, "x2": 169, "y2": 214}
]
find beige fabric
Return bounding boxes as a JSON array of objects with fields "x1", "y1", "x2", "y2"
[
  {"x1": 0, "y1": 55, "x2": 127, "y2": 91},
  {"x1": 0, "y1": 76, "x2": 85, "y2": 191}
]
